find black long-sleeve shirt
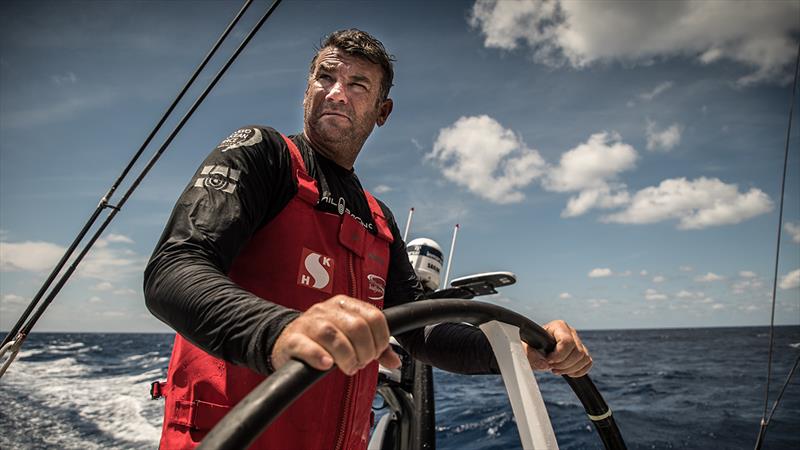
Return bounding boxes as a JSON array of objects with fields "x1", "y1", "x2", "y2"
[{"x1": 144, "y1": 126, "x2": 498, "y2": 376}]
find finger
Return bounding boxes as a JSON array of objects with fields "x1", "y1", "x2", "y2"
[
  {"x1": 343, "y1": 298, "x2": 391, "y2": 356},
  {"x1": 277, "y1": 333, "x2": 335, "y2": 371},
  {"x1": 310, "y1": 320, "x2": 360, "y2": 375},
  {"x1": 377, "y1": 346, "x2": 402, "y2": 369},
  {"x1": 335, "y1": 310, "x2": 378, "y2": 370},
  {"x1": 560, "y1": 356, "x2": 593, "y2": 378},
  {"x1": 549, "y1": 345, "x2": 584, "y2": 372},
  {"x1": 523, "y1": 342, "x2": 550, "y2": 371}
]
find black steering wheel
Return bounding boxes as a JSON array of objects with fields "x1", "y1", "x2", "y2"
[{"x1": 197, "y1": 299, "x2": 626, "y2": 449}]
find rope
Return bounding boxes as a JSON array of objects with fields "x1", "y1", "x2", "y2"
[{"x1": 754, "y1": 40, "x2": 800, "y2": 450}]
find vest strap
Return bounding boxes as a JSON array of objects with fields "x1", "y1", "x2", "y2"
[
  {"x1": 281, "y1": 134, "x2": 319, "y2": 204},
  {"x1": 168, "y1": 399, "x2": 231, "y2": 431},
  {"x1": 363, "y1": 189, "x2": 394, "y2": 243}
]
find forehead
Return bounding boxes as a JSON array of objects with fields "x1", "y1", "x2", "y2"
[{"x1": 312, "y1": 47, "x2": 383, "y2": 81}]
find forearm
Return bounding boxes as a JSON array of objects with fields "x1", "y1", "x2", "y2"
[
  {"x1": 144, "y1": 248, "x2": 300, "y2": 375},
  {"x1": 395, "y1": 322, "x2": 499, "y2": 375}
]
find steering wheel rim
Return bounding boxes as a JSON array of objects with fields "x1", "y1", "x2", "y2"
[{"x1": 197, "y1": 299, "x2": 626, "y2": 450}]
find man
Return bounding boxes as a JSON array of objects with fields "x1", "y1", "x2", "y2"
[{"x1": 145, "y1": 29, "x2": 591, "y2": 450}]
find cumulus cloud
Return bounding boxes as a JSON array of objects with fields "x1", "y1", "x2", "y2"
[
  {"x1": 739, "y1": 271, "x2": 757, "y2": 278},
  {"x1": 373, "y1": 184, "x2": 393, "y2": 194},
  {"x1": 559, "y1": 292, "x2": 572, "y2": 299},
  {"x1": 680, "y1": 266, "x2": 694, "y2": 272},
  {"x1": 51, "y1": 71, "x2": 77, "y2": 86},
  {"x1": 645, "y1": 288, "x2": 668, "y2": 301},
  {"x1": 0, "y1": 234, "x2": 143, "y2": 281},
  {"x1": 779, "y1": 269, "x2": 800, "y2": 290},
  {"x1": 646, "y1": 120, "x2": 682, "y2": 152},
  {"x1": 602, "y1": 177, "x2": 773, "y2": 229},
  {"x1": 428, "y1": 115, "x2": 546, "y2": 203},
  {"x1": 0, "y1": 241, "x2": 64, "y2": 272},
  {"x1": 1, "y1": 293, "x2": 27, "y2": 306},
  {"x1": 588, "y1": 268, "x2": 613, "y2": 278},
  {"x1": 91, "y1": 281, "x2": 114, "y2": 291},
  {"x1": 696, "y1": 272, "x2": 724, "y2": 282},
  {"x1": 785, "y1": 222, "x2": 800, "y2": 244},
  {"x1": 676, "y1": 290, "x2": 706, "y2": 300},
  {"x1": 652, "y1": 275, "x2": 666, "y2": 283},
  {"x1": 468, "y1": 0, "x2": 800, "y2": 85},
  {"x1": 639, "y1": 81, "x2": 674, "y2": 102},
  {"x1": 543, "y1": 132, "x2": 636, "y2": 217}
]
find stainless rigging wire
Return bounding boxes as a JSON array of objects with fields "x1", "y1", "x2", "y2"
[
  {"x1": 0, "y1": 0, "x2": 283, "y2": 378},
  {"x1": 753, "y1": 40, "x2": 800, "y2": 450}
]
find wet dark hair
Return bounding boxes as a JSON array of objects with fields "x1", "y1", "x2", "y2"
[{"x1": 310, "y1": 28, "x2": 395, "y2": 101}]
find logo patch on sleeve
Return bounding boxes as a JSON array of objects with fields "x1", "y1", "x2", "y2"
[
  {"x1": 215, "y1": 127, "x2": 263, "y2": 152},
  {"x1": 297, "y1": 247, "x2": 334, "y2": 293},
  {"x1": 194, "y1": 165, "x2": 240, "y2": 194}
]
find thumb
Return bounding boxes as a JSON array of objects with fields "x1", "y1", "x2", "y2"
[{"x1": 377, "y1": 346, "x2": 402, "y2": 369}]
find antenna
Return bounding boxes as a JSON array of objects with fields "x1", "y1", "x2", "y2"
[
  {"x1": 442, "y1": 223, "x2": 459, "y2": 288},
  {"x1": 402, "y1": 207, "x2": 414, "y2": 242}
]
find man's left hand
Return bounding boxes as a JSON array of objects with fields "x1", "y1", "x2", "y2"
[{"x1": 523, "y1": 320, "x2": 592, "y2": 378}]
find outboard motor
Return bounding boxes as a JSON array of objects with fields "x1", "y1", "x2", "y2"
[{"x1": 406, "y1": 238, "x2": 443, "y2": 292}]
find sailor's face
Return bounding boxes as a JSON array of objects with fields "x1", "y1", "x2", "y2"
[{"x1": 303, "y1": 47, "x2": 391, "y2": 163}]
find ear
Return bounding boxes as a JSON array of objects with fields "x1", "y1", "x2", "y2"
[{"x1": 376, "y1": 98, "x2": 393, "y2": 127}]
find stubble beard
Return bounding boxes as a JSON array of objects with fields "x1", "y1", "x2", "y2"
[{"x1": 303, "y1": 98, "x2": 378, "y2": 168}]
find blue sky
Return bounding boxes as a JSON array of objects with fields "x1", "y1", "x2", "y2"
[{"x1": 1, "y1": 0, "x2": 799, "y2": 333}]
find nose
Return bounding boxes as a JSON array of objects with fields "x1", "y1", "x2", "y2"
[{"x1": 325, "y1": 81, "x2": 347, "y2": 104}]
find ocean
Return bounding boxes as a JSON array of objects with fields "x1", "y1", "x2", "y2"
[{"x1": 1, "y1": 327, "x2": 798, "y2": 449}]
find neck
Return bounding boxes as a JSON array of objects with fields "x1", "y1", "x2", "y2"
[{"x1": 302, "y1": 130, "x2": 359, "y2": 170}]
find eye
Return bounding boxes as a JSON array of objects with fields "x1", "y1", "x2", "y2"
[{"x1": 351, "y1": 83, "x2": 368, "y2": 92}]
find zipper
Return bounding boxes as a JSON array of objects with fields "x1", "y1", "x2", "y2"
[{"x1": 334, "y1": 251, "x2": 359, "y2": 450}]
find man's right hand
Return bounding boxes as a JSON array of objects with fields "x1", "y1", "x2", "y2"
[{"x1": 270, "y1": 295, "x2": 402, "y2": 375}]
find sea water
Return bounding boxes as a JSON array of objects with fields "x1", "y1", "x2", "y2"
[{"x1": 1, "y1": 327, "x2": 797, "y2": 449}]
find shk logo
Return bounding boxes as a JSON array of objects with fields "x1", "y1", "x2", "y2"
[
  {"x1": 367, "y1": 274, "x2": 385, "y2": 301},
  {"x1": 297, "y1": 248, "x2": 334, "y2": 293}
]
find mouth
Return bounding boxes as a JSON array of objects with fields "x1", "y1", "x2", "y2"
[{"x1": 320, "y1": 111, "x2": 351, "y2": 120}]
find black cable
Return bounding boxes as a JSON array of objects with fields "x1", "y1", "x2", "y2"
[
  {"x1": 754, "y1": 40, "x2": 800, "y2": 450},
  {"x1": 0, "y1": 0, "x2": 255, "y2": 349},
  {"x1": 17, "y1": 0, "x2": 284, "y2": 341}
]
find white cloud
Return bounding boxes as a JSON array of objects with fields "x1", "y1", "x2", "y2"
[
  {"x1": 711, "y1": 303, "x2": 726, "y2": 310},
  {"x1": 639, "y1": 81, "x2": 674, "y2": 102},
  {"x1": 428, "y1": 115, "x2": 546, "y2": 203},
  {"x1": 51, "y1": 71, "x2": 77, "y2": 86},
  {"x1": 559, "y1": 292, "x2": 572, "y2": 299},
  {"x1": 679, "y1": 266, "x2": 694, "y2": 272},
  {"x1": 373, "y1": 184, "x2": 393, "y2": 194},
  {"x1": 588, "y1": 268, "x2": 613, "y2": 278},
  {"x1": 91, "y1": 281, "x2": 114, "y2": 291},
  {"x1": 543, "y1": 132, "x2": 636, "y2": 217},
  {"x1": 785, "y1": 222, "x2": 800, "y2": 244},
  {"x1": 779, "y1": 269, "x2": 800, "y2": 290},
  {"x1": 619, "y1": 270, "x2": 632, "y2": 277},
  {"x1": 602, "y1": 177, "x2": 772, "y2": 229},
  {"x1": 640, "y1": 270, "x2": 648, "y2": 276},
  {"x1": 588, "y1": 298, "x2": 608, "y2": 308},
  {"x1": 468, "y1": 0, "x2": 800, "y2": 85},
  {"x1": 646, "y1": 120, "x2": 682, "y2": 152},
  {"x1": 411, "y1": 138, "x2": 423, "y2": 151},
  {"x1": 697, "y1": 272, "x2": 724, "y2": 282},
  {"x1": 739, "y1": 271, "x2": 757, "y2": 278},
  {"x1": 645, "y1": 288, "x2": 668, "y2": 301},
  {"x1": 0, "y1": 236, "x2": 143, "y2": 281},
  {"x1": 544, "y1": 132, "x2": 637, "y2": 192},
  {"x1": 88, "y1": 296, "x2": 103, "y2": 303},
  {"x1": 0, "y1": 241, "x2": 64, "y2": 272},
  {"x1": 676, "y1": 290, "x2": 705, "y2": 300},
  {"x1": 732, "y1": 277, "x2": 764, "y2": 294},
  {"x1": 1, "y1": 294, "x2": 27, "y2": 306},
  {"x1": 113, "y1": 288, "x2": 137, "y2": 296},
  {"x1": 652, "y1": 275, "x2": 666, "y2": 283}
]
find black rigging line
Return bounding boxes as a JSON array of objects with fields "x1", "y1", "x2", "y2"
[
  {"x1": 0, "y1": 0, "x2": 283, "y2": 373},
  {"x1": 754, "y1": 40, "x2": 800, "y2": 450},
  {"x1": 0, "y1": 0, "x2": 254, "y2": 350}
]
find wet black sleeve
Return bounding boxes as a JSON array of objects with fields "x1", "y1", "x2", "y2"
[
  {"x1": 144, "y1": 126, "x2": 301, "y2": 376},
  {"x1": 378, "y1": 202, "x2": 500, "y2": 375}
]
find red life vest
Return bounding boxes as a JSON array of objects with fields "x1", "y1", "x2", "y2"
[{"x1": 157, "y1": 134, "x2": 394, "y2": 449}]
